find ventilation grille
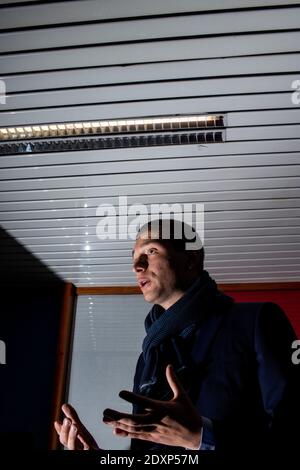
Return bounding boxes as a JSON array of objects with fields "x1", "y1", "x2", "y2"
[{"x1": 0, "y1": 130, "x2": 224, "y2": 155}]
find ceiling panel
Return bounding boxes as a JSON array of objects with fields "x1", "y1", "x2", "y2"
[
  {"x1": 2, "y1": 138, "x2": 300, "y2": 167},
  {"x1": 1, "y1": 0, "x2": 299, "y2": 29},
  {"x1": 0, "y1": 93, "x2": 294, "y2": 126},
  {"x1": 4, "y1": 54, "x2": 300, "y2": 94},
  {"x1": 1, "y1": 199, "x2": 300, "y2": 222},
  {"x1": 1, "y1": 8, "x2": 299, "y2": 53},
  {"x1": 1, "y1": 165, "x2": 299, "y2": 192},
  {"x1": 6, "y1": 225, "x2": 300, "y2": 242},
  {"x1": 5, "y1": 248, "x2": 299, "y2": 263},
  {"x1": 0, "y1": 186, "x2": 299, "y2": 212},
  {"x1": 2, "y1": 207, "x2": 300, "y2": 229},
  {"x1": 0, "y1": 1, "x2": 299, "y2": 285},
  {"x1": 2, "y1": 152, "x2": 300, "y2": 180},
  {"x1": 5, "y1": 75, "x2": 299, "y2": 111},
  {"x1": 1, "y1": 176, "x2": 300, "y2": 202},
  {"x1": 1, "y1": 32, "x2": 299, "y2": 75}
]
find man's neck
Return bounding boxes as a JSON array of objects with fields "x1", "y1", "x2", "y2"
[
  {"x1": 160, "y1": 274, "x2": 201, "y2": 310},
  {"x1": 159, "y1": 290, "x2": 185, "y2": 310}
]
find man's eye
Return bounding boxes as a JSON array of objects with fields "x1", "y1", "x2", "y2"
[{"x1": 147, "y1": 248, "x2": 157, "y2": 255}]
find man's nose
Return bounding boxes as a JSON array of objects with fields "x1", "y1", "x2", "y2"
[{"x1": 133, "y1": 254, "x2": 148, "y2": 272}]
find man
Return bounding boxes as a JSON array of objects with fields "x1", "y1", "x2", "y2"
[{"x1": 54, "y1": 219, "x2": 299, "y2": 454}]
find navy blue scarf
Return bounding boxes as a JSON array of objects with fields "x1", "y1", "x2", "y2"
[{"x1": 136, "y1": 270, "x2": 233, "y2": 400}]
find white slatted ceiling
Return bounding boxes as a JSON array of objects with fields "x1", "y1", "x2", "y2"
[
  {"x1": 1, "y1": 32, "x2": 299, "y2": 75},
  {"x1": 0, "y1": 0, "x2": 300, "y2": 285},
  {"x1": 4, "y1": 75, "x2": 300, "y2": 110},
  {"x1": 0, "y1": 94, "x2": 297, "y2": 126},
  {"x1": 4, "y1": 55, "x2": 300, "y2": 93},
  {"x1": 2, "y1": 0, "x2": 300, "y2": 27},
  {"x1": 1, "y1": 8, "x2": 300, "y2": 53}
]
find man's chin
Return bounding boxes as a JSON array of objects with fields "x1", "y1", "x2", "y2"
[
  {"x1": 141, "y1": 290, "x2": 156, "y2": 303},
  {"x1": 142, "y1": 293, "x2": 153, "y2": 303}
]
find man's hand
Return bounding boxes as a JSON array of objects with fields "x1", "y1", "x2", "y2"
[
  {"x1": 54, "y1": 403, "x2": 100, "y2": 450},
  {"x1": 103, "y1": 365, "x2": 203, "y2": 449}
]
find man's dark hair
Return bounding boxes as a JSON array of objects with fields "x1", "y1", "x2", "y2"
[{"x1": 137, "y1": 218, "x2": 205, "y2": 271}]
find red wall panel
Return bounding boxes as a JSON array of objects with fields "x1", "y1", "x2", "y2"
[{"x1": 225, "y1": 289, "x2": 300, "y2": 338}]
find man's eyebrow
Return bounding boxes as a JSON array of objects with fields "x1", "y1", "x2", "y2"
[{"x1": 132, "y1": 240, "x2": 158, "y2": 257}]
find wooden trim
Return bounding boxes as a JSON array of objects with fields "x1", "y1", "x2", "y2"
[
  {"x1": 77, "y1": 286, "x2": 141, "y2": 295},
  {"x1": 77, "y1": 282, "x2": 300, "y2": 296},
  {"x1": 220, "y1": 282, "x2": 300, "y2": 292},
  {"x1": 49, "y1": 282, "x2": 76, "y2": 450}
]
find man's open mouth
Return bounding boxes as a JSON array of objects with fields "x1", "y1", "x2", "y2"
[{"x1": 139, "y1": 279, "x2": 151, "y2": 289}]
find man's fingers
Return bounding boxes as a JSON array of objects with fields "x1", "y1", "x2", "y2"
[
  {"x1": 119, "y1": 390, "x2": 159, "y2": 410},
  {"x1": 126, "y1": 431, "x2": 155, "y2": 442},
  {"x1": 59, "y1": 418, "x2": 72, "y2": 447},
  {"x1": 113, "y1": 428, "x2": 128, "y2": 437},
  {"x1": 165, "y1": 364, "x2": 186, "y2": 400},
  {"x1": 67, "y1": 424, "x2": 77, "y2": 450},
  {"x1": 103, "y1": 408, "x2": 129, "y2": 421},
  {"x1": 118, "y1": 366, "x2": 186, "y2": 405},
  {"x1": 103, "y1": 408, "x2": 159, "y2": 425},
  {"x1": 55, "y1": 406, "x2": 99, "y2": 450},
  {"x1": 108, "y1": 420, "x2": 157, "y2": 434},
  {"x1": 103, "y1": 408, "x2": 148, "y2": 424},
  {"x1": 62, "y1": 403, "x2": 80, "y2": 423},
  {"x1": 77, "y1": 434, "x2": 90, "y2": 450},
  {"x1": 54, "y1": 421, "x2": 62, "y2": 434},
  {"x1": 62, "y1": 403, "x2": 99, "y2": 447}
]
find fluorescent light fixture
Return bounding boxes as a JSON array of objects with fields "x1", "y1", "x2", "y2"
[
  {"x1": 0, "y1": 114, "x2": 225, "y2": 154},
  {"x1": 0, "y1": 115, "x2": 224, "y2": 141}
]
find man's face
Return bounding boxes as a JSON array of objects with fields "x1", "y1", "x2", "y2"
[{"x1": 132, "y1": 235, "x2": 186, "y2": 309}]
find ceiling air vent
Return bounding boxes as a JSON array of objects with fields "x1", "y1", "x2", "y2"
[{"x1": 0, "y1": 115, "x2": 225, "y2": 155}]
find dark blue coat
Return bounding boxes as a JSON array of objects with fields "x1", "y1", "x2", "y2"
[{"x1": 132, "y1": 301, "x2": 299, "y2": 454}]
